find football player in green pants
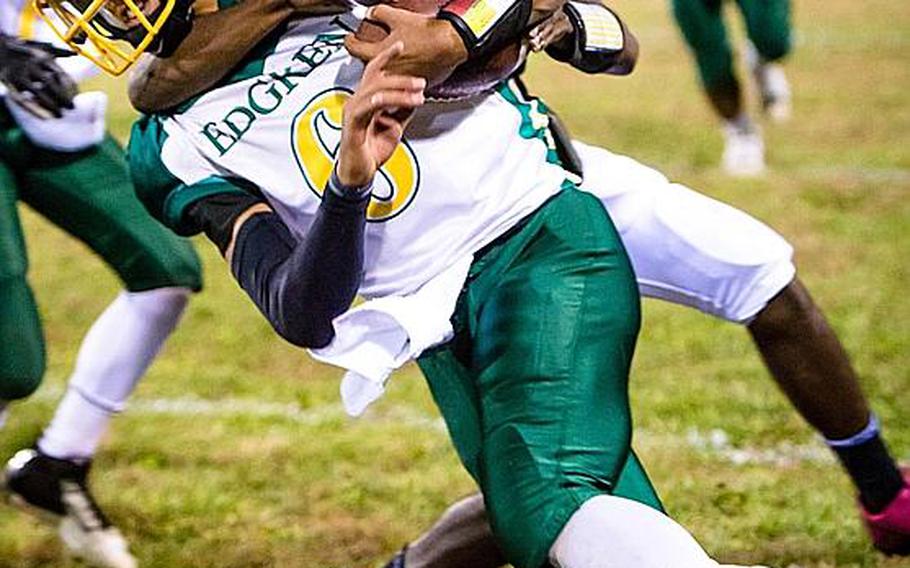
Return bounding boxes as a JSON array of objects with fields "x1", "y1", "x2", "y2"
[
  {"x1": 671, "y1": 0, "x2": 792, "y2": 176},
  {"x1": 36, "y1": 0, "x2": 778, "y2": 564},
  {"x1": 0, "y1": 21, "x2": 202, "y2": 568},
  {"x1": 130, "y1": 0, "x2": 908, "y2": 560}
]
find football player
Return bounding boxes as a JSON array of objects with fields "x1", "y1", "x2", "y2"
[
  {"x1": 0, "y1": 3, "x2": 202, "y2": 567},
  {"x1": 38, "y1": 1, "x2": 780, "y2": 566},
  {"x1": 671, "y1": 0, "x2": 792, "y2": 176},
  {"x1": 116, "y1": 0, "x2": 909, "y2": 560}
]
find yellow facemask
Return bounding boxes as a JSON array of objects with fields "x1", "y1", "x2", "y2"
[{"x1": 32, "y1": 0, "x2": 178, "y2": 76}]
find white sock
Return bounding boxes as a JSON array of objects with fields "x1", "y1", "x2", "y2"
[
  {"x1": 38, "y1": 287, "x2": 190, "y2": 460},
  {"x1": 724, "y1": 112, "x2": 756, "y2": 135},
  {"x1": 548, "y1": 495, "x2": 719, "y2": 568}
]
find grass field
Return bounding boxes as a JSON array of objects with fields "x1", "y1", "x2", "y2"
[{"x1": 1, "y1": 0, "x2": 908, "y2": 566}]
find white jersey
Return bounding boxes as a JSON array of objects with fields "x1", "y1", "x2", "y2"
[{"x1": 154, "y1": 10, "x2": 570, "y2": 298}]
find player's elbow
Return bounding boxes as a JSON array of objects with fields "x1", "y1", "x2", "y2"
[
  {"x1": 128, "y1": 58, "x2": 155, "y2": 113},
  {"x1": 128, "y1": 56, "x2": 181, "y2": 114},
  {"x1": 128, "y1": 74, "x2": 164, "y2": 114},
  {"x1": 611, "y1": 34, "x2": 640, "y2": 75},
  {"x1": 273, "y1": 314, "x2": 335, "y2": 349}
]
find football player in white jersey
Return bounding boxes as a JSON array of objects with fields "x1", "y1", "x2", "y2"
[
  {"x1": 113, "y1": 0, "x2": 909, "y2": 561},
  {"x1": 37, "y1": 1, "x2": 789, "y2": 566},
  {"x1": 0, "y1": 3, "x2": 202, "y2": 567}
]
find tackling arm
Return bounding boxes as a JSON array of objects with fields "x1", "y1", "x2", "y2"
[
  {"x1": 345, "y1": 0, "x2": 564, "y2": 84},
  {"x1": 128, "y1": 0, "x2": 296, "y2": 113}
]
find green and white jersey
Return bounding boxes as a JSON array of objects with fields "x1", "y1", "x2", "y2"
[{"x1": 135, "y1": 9, "x2": 572, "y2": 298}]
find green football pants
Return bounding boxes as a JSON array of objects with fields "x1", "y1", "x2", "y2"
[
  {"x1": 0, "y1": 111, "x2": 202, "y2": 400},
  {"x1": 419, "y1": 189, "x2": 662, "y2": 568},
  {"x1": 672, "y1": 0, "x2": 792, "y2": 90}
]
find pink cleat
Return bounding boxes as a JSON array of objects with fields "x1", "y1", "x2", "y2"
[{"x1": 862, "y1": 469, "x2": 910, "y2": 555}]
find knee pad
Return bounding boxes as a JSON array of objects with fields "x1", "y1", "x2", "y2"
[
  {"x1": 620, "y1": 182, "x2": 796, "y2": 323},
  {"x1": 549, "y1": 495, "x2": 718, "y2": 568}
]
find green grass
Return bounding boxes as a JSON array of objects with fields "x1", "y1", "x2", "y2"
[{"x1": 1, "y1": 0, "x2": 908, "y2": 566}]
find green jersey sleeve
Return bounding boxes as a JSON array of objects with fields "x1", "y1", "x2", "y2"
[{"x1": 128, "y1": 115, "x2": 252, "y2": 235}]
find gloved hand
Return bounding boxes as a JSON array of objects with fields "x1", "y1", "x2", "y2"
[{"x1": 0, "y1": 33, "x2": 77, "y2": 118}]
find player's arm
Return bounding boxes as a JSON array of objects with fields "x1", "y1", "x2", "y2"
[
  {"x1": 143, "y1": 43, "x2": 423, "y2": 348},
  {"x1": 128, "y1": 0, "x2": 295, "y2": 113},
  {"x1": 345, "y1": 0, "x2": 564, "y2": 86},
  {"x1": 531, "y1": 1, "x2": 638, "y2": 75},
  {"x1": 184, "y1": 174, "x2": 371, "y2": 348}
]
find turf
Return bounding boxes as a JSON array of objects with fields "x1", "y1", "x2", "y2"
[{"x1": 1, "y1": 0, "x2": 908, "y2": 566}]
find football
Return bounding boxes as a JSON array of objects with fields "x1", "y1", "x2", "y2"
[{"x1": 354, "y1": 0, "x2": 527, "y2": 100}]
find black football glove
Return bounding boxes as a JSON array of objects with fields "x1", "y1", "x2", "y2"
[{"x1": 0, "y1": 32, "x2": 78, "y2": 118}]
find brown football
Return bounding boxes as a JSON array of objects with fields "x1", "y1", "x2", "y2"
[{"x1": 354, "y1": 0, "x2": 526, "y2": 100}]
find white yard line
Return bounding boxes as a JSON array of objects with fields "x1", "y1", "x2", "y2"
[
  {"x1": 680, "y1": 428, "x2": 834, "y2": 466},
  {"x1": 28, "y1": 386, "x2": 846, "y2": 467}
]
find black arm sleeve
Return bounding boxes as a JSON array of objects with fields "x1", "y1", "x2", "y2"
[
  {"x1": 227, "y1": 184, "x2": 370, "y2": 349},
  {"x1": 184, "y1": 175, "x2": 370, "y2": 349}
]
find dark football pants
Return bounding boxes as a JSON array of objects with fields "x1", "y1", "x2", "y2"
[
  {"x1": 672, "y1": 0, "x2": 792, "y2": 90},
  {"x1": 0, "y1": 109, "x2": 202, "y2": 400},
  {"x1": 419, "y1": 189, "x2": 662, "y2": 568}
]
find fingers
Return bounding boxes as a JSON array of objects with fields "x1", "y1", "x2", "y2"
[
  {"x1": 40, "y1": 64, "x2": 78, "y2": 109},
  {"x1": 528, "y1": 25, "x2": 545, "y2": 52},
  {"x1": 528, "y1": 12, "x2": 572, "y2": 51},
  {"x1": 344, "y1": 32, "x2": 385, "y2": 62},
  {"x1": 357, "y1": 62, "x2": 427, "y2": 105},
  {"x1": 43, "y1": 44, "x2": 76, "y2": 58},
  {"x1": 347, "y1": 40, "x2": 425, "y2": 133},
  {"x1": 362, "y1": 40, "x2": 404, "y2": 79},
  {"x1": 368, "y1": 73, "x2": 427, "y2": 93},
  {"x1": 28, "y1": 87, "x2": 65, "y2": 118},
  {"x1": 347, "y1": 70, "x2": 425, "y2": 134},
  {"x1": 348, "y1": 80, "x2": 424, "y2": 130},
  {"x1": 366, "y1": 4, "x2": 419, "y2": 27},
  {"x1": 366, "y1": 89, "x2": 424, "y2": 115}
]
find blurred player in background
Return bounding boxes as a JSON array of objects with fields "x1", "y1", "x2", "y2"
[
  {"x1": 0, "y1": 3, "x2": 202, "y2": 567},
  {"x1": 671, "y1": 0, "x2": 793, "y2": 176}
]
